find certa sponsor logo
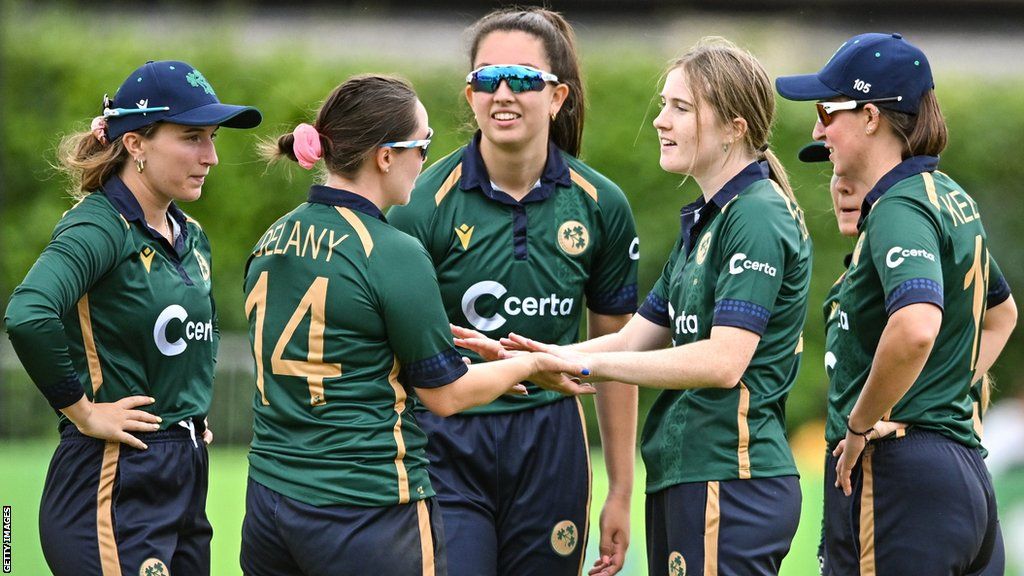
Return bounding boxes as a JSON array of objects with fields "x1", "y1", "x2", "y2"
[
  {"x1": 728, "y1": 253, "x2": 777, "y2": 277},
  {"x1": 153, "y1": 304, "x2": 213, "y2": 356},
  {"x1": 886, "y1": 246, "x2": 936, "y2": 269},
  {"x1": 668, "y1": 303, "x2": 699, "y2": 335},
  {"x1": 461, "y1": 280, "x2": 574, "y2": 331}
]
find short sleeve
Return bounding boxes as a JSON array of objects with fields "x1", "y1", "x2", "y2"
[
  {"x1": 867, "y1": 196, "x2": 944, "y2": 315},
  {"x1": 584, "y1": 186, "x2": 639, "y2": 315},
  {"x1": 987, "y1": 252, "x2": 1011, "y2": 309},
  {"x1": 374, "y1": 236, "x2": 467, "y2": 389},
  {"x1": 711, "y1": 200, "x2": 787, "y2": 336}
]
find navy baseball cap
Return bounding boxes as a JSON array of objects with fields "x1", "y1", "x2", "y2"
[
  {"x1": 775, "y1": 33, "x2": 932, "y2": 114},
  {"x1": 798, "y1": 142, "x2": 830, "y2": 163},
  {"x1": 104, "y1": 60, "x2": 262, "y2": 140}
]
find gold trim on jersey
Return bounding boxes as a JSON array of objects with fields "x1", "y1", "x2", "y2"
[
  {"x1": 185, "y1": 215, "x2": 203, "y2": 229},
  {"x1": 575, "y1": 397, "x2": 593, "y2": 575},
  {"x1": 417, "y1": 499, "x2": 435, "y2": 576},
  {"x1": 97, "y1": 441, "x2": 121, "y2": 576},
  {"x1": 922, "y1": 172, "x2": 941, "y2": 210},
  {"x1": 435, "y1": 163, "x2": 463, "y2": 206},
  {"x1": 569, "y1": 169, "x2": 598, "y2": 202},
  {"x1": 77, "y1": 294, "x2": 103, "y2": 394},
  {"x1": 737, "y1": 382, "x2": 751, "y2": 479},
  {"x1": 973, "y1": 401, "x2": 984, "y2": 438},
  {"x1": 859, "y1": 447, "x2": 877, "y2": 576},
  {"x1": 794, "y1": 333, "x2": 804, "y2": 355},
  {"x1": 388, "y1": 359, "x2": 410, "y2": 503},
  {"x1": 704, "y1": 481, "x2": 721, "y2": 576},
  {"x1": 336, "y1": 207, "x2": 374, "y2": 258}
]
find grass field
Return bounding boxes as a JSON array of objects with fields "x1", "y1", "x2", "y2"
[{"x1": 1, "y1": 440, "x2": 825, "y2": 575}]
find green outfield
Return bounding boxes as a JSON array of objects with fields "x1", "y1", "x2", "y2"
[{"x1": 1, "y1": 440, "x2": 824, "y2": 575}]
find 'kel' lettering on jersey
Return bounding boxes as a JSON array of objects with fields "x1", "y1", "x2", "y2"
[
  {"x1": 636, "y1": 162, "x2": 812, "y2": 491},
  {"x1": 389, "y1": 132, "x2": 639, "y2": 414},
  {"x1": 244, "y1": 186, "x2": 467, "y2": 507},
  {"x1": 5, "y1": 175, "x2": 217, "y2": 428},
  {"x1": 824, "y1": 156, "x2": 1007, "y2": 448}
]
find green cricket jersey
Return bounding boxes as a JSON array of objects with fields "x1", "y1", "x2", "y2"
[
  {"x1": 388, "y1": 133, "x2": 639, "y2": 414},
  {"x1": 244, "y1": 186, "x2": 468, "y2": 507},
  {"x1": 636, "y1": 162, "x2": 812, "y2": 492},
  {"x1": 4, "y1": 175, "x2": 217, "y2": 428},
  {"x1": 824, "y1": 156, "x2": 999, "y2": 448}
]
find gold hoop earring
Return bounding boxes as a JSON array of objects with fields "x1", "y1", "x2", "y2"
[
  {"x1": 551, "y1": 111, "x2": 557, "y2": 122},
  {"x1": 135, "y1": 158, "x2": 145, "y2": 173}
]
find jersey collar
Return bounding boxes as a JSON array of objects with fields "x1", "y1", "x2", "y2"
[
  {"x1": 307, "y1": 185, "x2": 387, "y2": 221},
  {"x1": 858, "y1": 155, "x2": 939, "y2": 230},
  {"x1": 100, "y1": 174, "x2": 189, "y2": 251},
  {"x1": 677, "y1": 161, "x2": 769, "y2": 256},
  {"x1": 458, "y1": 131, "x2": 572, "y2": 206}
]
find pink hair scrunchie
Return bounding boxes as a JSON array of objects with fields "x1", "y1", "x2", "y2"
[
  {"x1": 90, "y1": 116, "x2": 108, "y2": 146},
  {"x1": 292, "y1": 123, "x2": 323, "y2": 170}
]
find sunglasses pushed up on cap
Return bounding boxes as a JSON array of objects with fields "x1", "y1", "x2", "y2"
[
  {"x1": 815, "y1": 96, "x2": 903, "y2": 127},
  {"x1": 466, "y1": 65, "x2": 559, "y2": 94}
]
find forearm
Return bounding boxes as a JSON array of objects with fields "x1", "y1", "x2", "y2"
[
  {"x1": 595, "y1": 381, "x2": 636, "y2": 496},
  {"x1": 588, "y1": 326, "x2": 756, "y2": 390},
  {"x1": 974, "y1": 296, "x2": 1017, "y2": 380},
  {"x1": 5, "y1": 294, "x2": 85, "y2": 410},
  {"x1": 420, "y1": 355, "x2": 535, "y2": 416},
  {"x1": 848, "y1": 305, "x2": 940, "y2": 431}
]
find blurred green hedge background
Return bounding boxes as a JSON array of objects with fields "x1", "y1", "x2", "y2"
[{"x1": 2, "y1": 5, "x2": 1021, "y2": 447}]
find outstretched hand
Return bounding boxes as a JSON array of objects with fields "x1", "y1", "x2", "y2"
[{"x1": 451, "y1": 324, "x2": 516, "y2": 362}]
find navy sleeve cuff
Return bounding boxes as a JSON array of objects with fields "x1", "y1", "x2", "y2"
[
  {"x1": 988, "y1": 276, "x2": 1011, "y2": 309},
  {"x1": 43, "y1": 373, "x2": 85, "y2": 411},
  {"x1": 587, "y1": 283, "x2": 638, "y2": 315},
  {"x1": 637, "y1": 292, "x2": 671, "y2": 327},
  {"x1": 713, "y1": 299, "x2": 771, "y2": 335},
  {"x1": 885, "y1": 278, "x2": 944, "y2": 315},
  {"x1": 401, "y1": 348, "x2": 469, "y2": 389}
]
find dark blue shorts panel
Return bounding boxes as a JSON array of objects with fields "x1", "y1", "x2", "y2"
[
  {"x1": 822, "y1": 430, "x2": 998, "y2": 576},
  {"x1": 240, "y1": 477, "x2": 446, "y2": 576},
  {"x1": 39, "y1": 423, "x2": 211, "y2": 576},
  {"x1": 646, "y1": 476, "x2": 800, "y2": 576},
  {"x1": 417, "y1": 397, "x2": 590, "y2": 576}
]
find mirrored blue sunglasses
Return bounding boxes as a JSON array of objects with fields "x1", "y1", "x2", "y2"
[
  {"x1": 466, "y1": 65, "x2": 559, "y2": 94},
  {"x1": 381, "y1": 128, "x2": 433, "y2": 160}
]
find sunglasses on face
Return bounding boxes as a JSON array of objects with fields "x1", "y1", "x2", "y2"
[
  {"x1": 815, "y1": 96, "x2": 903, "y2": 126},
  {"x1": 466, "y1": 65, "x2": 559, "y2": 94},
  {"x1": 381, "y1": 128, "x2": 433, "y2": 160}
]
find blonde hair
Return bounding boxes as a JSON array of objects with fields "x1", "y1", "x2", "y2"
[
  {"x1": 671, "y1": 37, "x2": 799, "y2": 208},
  {"x1": 56, "y1": 123, "x2": 160, "y2": 200}
]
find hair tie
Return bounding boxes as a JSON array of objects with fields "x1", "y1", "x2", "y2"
[
  {"x1": 758, "y1": 143, "x2": 770, "y2": 153},
  {"x1": 292, "y1": 123, "x2": 323, "y2": 170},
  {"x1": 90, "y1": 116, "x2": 109, "y2": 146}
]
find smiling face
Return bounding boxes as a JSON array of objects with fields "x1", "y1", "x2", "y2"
[
  {"x1": 831, "y1": 173, "x2": 869, "y2": 237},
  {"x1": 652, "y1": 67, "x2": 732, "y2": 179},
  {"x1": 812, "y1": 98, "x2": 873, "y2": 180},
  {"x1": 466, "y1": 30, "x2": 566, "y2": 153},
  {"x1": 134, "y1": 123, "x2": 219, "y2": 205}
]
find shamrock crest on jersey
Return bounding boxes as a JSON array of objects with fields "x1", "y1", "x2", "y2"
[{"x1": 557, "y1": 220, "x2": 589, "y2": 256}]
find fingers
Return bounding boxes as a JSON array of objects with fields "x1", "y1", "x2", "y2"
[
  {"x1": 117, "y1": 432, "x2": 148, "y2": 451},
  {"x1": 505, "y1": 332, "x2": 547, "y2": 352},
  {"x1": 506, "y1": 384, "x2": 528, "y2": 396},
  {"x1": 450, "y1": 324, "x2": 483, "y2": 339},
  {"x1": 832, "y1": 439, "x2": 845, "y2": 457},
  {"x1": 117, "y1": 395, "x2": 157, "y2": 409},
  {"x1": 125, "y1": 409, "x2": 162, "y2": 425},
  {"x1": 122, "y1": 419, "x2": 161, "y2": 432},
  {"x1": 203, "y1": 428, "x2": 214, "y2": 445}
]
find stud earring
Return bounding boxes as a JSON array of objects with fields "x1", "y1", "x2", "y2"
[
  {"x1": 551, "y1": 111, "x2": 557, "y2": 122},
  {"x1": 135, "y1": 158, "x2": 145, "y2": 173},
  {"x1": 722, "y1": 143, "x2": 729, "y2": 153}
]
